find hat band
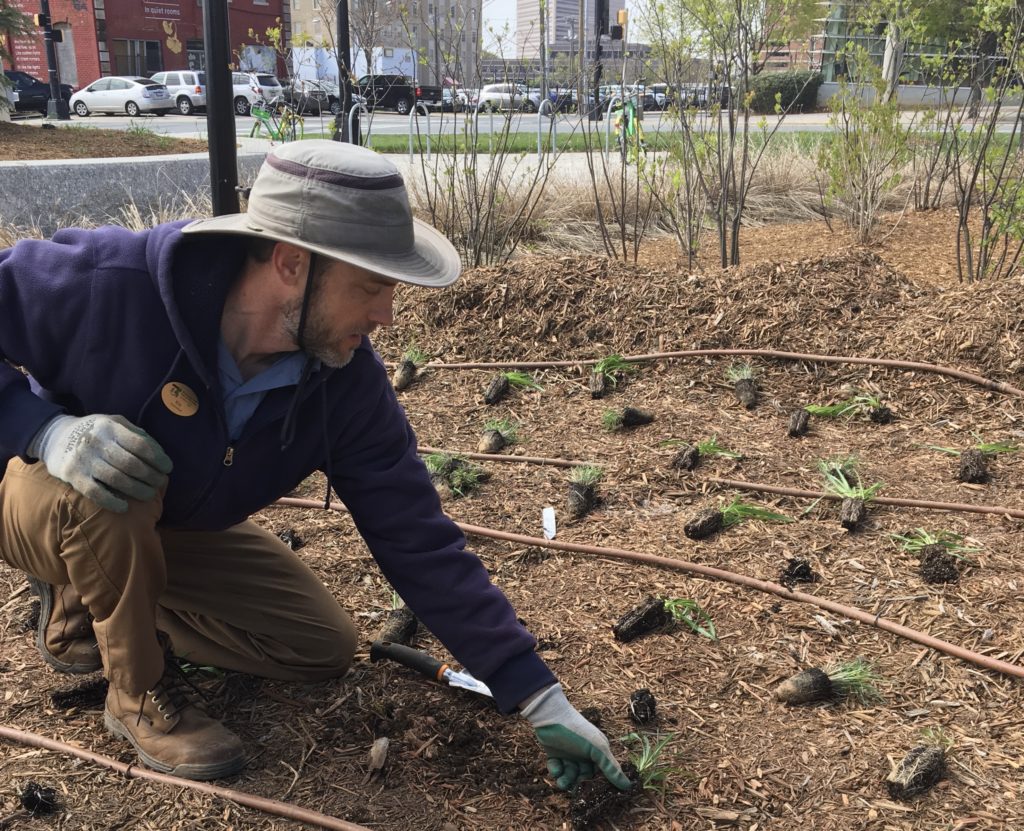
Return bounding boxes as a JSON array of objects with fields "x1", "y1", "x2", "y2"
[{"x1": 266, "y1": 155, "x2": 405, "y2": 191}]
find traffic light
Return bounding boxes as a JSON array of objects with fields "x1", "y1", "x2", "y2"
[
  {"x1": 51, "y1": 29, "x2": 63, "y2": 41},
  {"x1": 595, "y1": 0, "x2": 609, "y2": 35},
  {"x1": 33, "y1": 12, "x2": 50, "y2": 27},
  {"x1": 610, "y1": 25, "x2": 623, "y2": 40}
]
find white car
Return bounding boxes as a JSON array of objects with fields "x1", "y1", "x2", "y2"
[
  {"x1": 70, "y1": 76, "x2": 174, "y2": 117},
  {"x1": 231, "y1": 71, "x2": 283, "y2": 116},
  {"x1": 476, "y1": 83, "x2": 533, "y2": 112},
  {"x1": 149, "y1": 70, "x2": 206, "y2": 116}
]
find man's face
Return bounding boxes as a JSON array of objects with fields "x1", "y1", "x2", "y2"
[{"x1": 283, "y1": 257, "x2": 397, "y2": 368}]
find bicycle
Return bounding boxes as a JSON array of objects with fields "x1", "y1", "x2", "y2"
[
  {"x1": 249, "y1": 97, "x2": 305, "y2": 143},
  {"x1": 612, "y1": 98, "x2": 647, "y2": 165}
]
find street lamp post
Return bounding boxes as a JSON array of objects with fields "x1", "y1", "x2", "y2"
[
  {"x1": 37, "y1": 0, "x2": 69, "y2": 120},
  {"x1": 334, "y1": 0, "x2": 360, "y2": 144}
]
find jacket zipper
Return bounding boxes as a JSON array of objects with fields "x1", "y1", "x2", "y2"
[{"x1": 223, "y1": 446, "x2": 235, "y2": 466}]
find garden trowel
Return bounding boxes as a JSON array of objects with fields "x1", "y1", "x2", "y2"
[{"x1": 369, "y1": 640, "x2": 493, "y2": 699}]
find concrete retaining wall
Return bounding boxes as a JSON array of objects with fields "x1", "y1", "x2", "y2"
[
  {"x1": 817, "y1": 82, "x2": 1023, "y2": 108},
  {"x1": 0, "y1": 152, "x2": 266, "y2": 236}
]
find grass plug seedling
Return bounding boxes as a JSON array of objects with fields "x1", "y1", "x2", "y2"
[
  {"x1": 588, "y1": 354, "x2": 637, "y2": 399},
  {"x1": 478, "y1": 418, "x2": 519, "y2": 454},
  {"x1": 926, "y1": 436, "x2": 1018, "y2": 483},
  {"x1": 663, "y1": 597, "x2": 717, "y2": 640},
  {"x1": 482, "y1": 371, "x2": 542, "y2": 405},
  {"x1": 567, "y1": 464, "x2": 603, "y2": 519},
  {"x1": 665, "y1": 435, "x2": 741, "y2": 471},
  {"x1": 624, "y1": 731, "x2": 680, "y2": 794},
  {"x1": 602, "y1": 406, "x2": 655, "y2": 431},
  {"x1": 891, "y1": 528, "x2": 979, "y2": 584},
  {"x1": 684, "y1": 497, "x2": 791, "y2": 541},
  {"x1": 628, "y1": 688, "x2": 657, "y2": 724},
  {"x1": 391, "y1": 344, "x2": 429, "y2": 391},
  {"x1": 424, "y1": 452, "x2": 487, "y2": 499},
  {"x1": 376, "y1": 594, "x2": 419, "y2": 646},
  {"x1": 803, "y1": 392, "x2": 893, "y2": 424},
  {"x1": 775, "y1": 658, "x2": 880, "y2": 706},
  {"x1": 612, "y1": 595, "x2": 672, "y2": 642},
  {"x1": 817, "y1": 457, "x2": 883, "y2": 532},
  {"x1": 726, "y1": 362, "x2": 759, "y2": 409}
]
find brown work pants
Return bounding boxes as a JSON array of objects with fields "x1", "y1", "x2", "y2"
[{"x1": 0, "y1": 459, "x2": 357, "y2": 696}]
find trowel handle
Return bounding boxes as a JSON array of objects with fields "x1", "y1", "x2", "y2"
[{"x1": 370, "y1": 640, "x2": 448, "y2": 682}]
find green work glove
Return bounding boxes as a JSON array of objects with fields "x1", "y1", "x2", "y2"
[{"x1": 521, "y1": 683, "x2": 631, "y2": 791}]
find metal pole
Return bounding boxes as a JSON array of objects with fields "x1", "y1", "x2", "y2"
[
  {"x1": 202, "y1": 0, "x2": 239, "y2": 215},
  {"x1": 38, "y1": 0, "x2": 69, "y2": 120},
  {"x1": 334, "y1": 0, "x2": 360, "y2": 144}
]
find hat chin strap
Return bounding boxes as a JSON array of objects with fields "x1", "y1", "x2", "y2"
[{"x1": 280, "y1": 253, "x2": 319, "y2": 450}]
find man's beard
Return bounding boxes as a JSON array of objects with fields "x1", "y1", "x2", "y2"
[{"x1": 282, "y1": 297, "x2": 357, "y2": 369}]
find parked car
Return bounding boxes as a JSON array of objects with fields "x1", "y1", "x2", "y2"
[
  {"x1": 281, "y1": 79, "x2": 366, "y2": 116},
  {"x1": 231, "y1": 71, "x2": 283, "y2": 116},
  {"x1": 70, "y1": 76, "x2": 173, "y2": 117},
  {"x1": 476, "y1": 83, "x2": 530, "y2": 112},
  {"x1": 354, "y1": 74, "x2": 443, "y2": 115},
  {"x1": 3, "y1": 69, "x2": 74, "y2": 115},
  {"x1": 149, "y1": 70, "x2": 206, "y2": 115}
]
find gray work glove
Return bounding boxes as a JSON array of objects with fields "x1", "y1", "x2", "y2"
[
  {"x1": 521, "y1": 683, "x2": 632, "y2": 791},
  {"x1": 29, "y1": 414, "x2": 173, "y2": 513}
]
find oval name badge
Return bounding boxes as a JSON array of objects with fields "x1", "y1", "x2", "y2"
[{"x1": 161, "y1": 382, "x2": 199, "y2": 417}]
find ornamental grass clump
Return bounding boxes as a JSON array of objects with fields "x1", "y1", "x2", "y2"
[
  {"x1": 684, "y1": 497, "x2": 791, "y2": 541},
  {"x1": 667, "y1": 434, "x2": 742, "y2": 471},
  {"x1": 726, "y1": 362, "x2": 759, "y2": 409},
  {"x1": 817, "y1": 457, "x2": 883, "y2": 532},
  {"x1": 623, "y1": 731, "x2": 680, "y2": 794},
  {"x1": 589, "y1": 353, "x2": 638, "y2": 399},
  {"x1": 478, "y1": 417, "x2": 520, "y2": 454},
  {"x1": 482, "y1": 371, "x2": 542, "y2": 405},
  {"x1": 567, "y1": 464, "x2": 603, "y2": 519},
  {"x1": 891, "y1": 528, "x2": 980, "y2": 584},
  {"x1": 775, "y1": 658, "x2": 881, "y2": 706},
  {"x1": 663, "y1": 597, "x2": 717, "y2": 640},
  {"x1": 804, "y1": 392, "x2": 893, "y2": 424},
  {"x1": 391, "y1": 344, "x2": 430, "y2": 391}
]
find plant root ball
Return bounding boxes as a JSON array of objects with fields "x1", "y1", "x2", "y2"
[
  {"x1": 376, "y1": 606, "x2": 419, "y2": 646},
  {"x1": 391, "y1": 359, "x2": 417, "y2": 391},
  {"x1": 869, "y1": 405, "x2": 895, "y2": 424},
  {"x1": 482, "y1": 374, "x2": 510, "y2": 405},
  {"x1": 787, "y1": 409, "x2": 810, "y2": 437},
  {"x1": 919, "y1": 544, "x2": 961, "y2": 584},
  {"x1": 734, "y1": 378, "x2": 759, "y2": 409},
  {"x1": 477, "y1": 429, "x2": 507, "y2": 454},
  {"x1": 18, "y1": 782, "x2": 59, "y2": 815},
  {"x1": 567, "y1": 482, "x2": 597, "y2": 519},
  {"x1": 612, "y1": 595, "x2": 671, "y2": 642},
  {"x1": 628, "y1": 688, "x2": 657, "y2": 724},
  {"x1": 588, "y1": 370, "x2": 608, "y2": 399},
  {"x1": 671, "y1": 445, "x2": 701, "y2": 471},
  {"x1": 958, "y1": 449, "x2": 989, "y2": 483},
  {"x1": 780, "y1": 557, "x2": 819, "y2": 588},
  {"x1": 886, "y1": 745, "x2": 945, "y2": 800},
  {"x1": 839, "y1": 497, "x2": 867, "y2": 532},
  {"x1": 620, "y1": 406, "x2": 655, "y2": 427},
  {"x1": 684, "y1": 508, "x2": 724, "y2": 540},
  {"x1": 569, "y1": 762, "x2": 641, "y2": 830},
  {"x1": 775, "y1": 667, "x2": 833, "y2": 706}
]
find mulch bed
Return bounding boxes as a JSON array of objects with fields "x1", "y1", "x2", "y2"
[
  {"x1": 1, "y1": 210, "x2": 1022, "y2": 830},
  {"x1": 0, "y1": 120, "x2": 209, "y2": 161}
]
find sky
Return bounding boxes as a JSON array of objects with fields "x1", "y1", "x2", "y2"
[{"x1": 482, "y1": 0, "x2": 518, "y2": 55}]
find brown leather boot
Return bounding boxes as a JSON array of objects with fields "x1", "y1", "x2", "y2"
[
  {"x1": 104, "y1": 652, "x2": 245, "y2": 780},
  {"x1": 27, "y1": 576, "x2": 102, "y2": 674}
]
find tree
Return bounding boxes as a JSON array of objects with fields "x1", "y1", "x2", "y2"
[
  {"x1": 349, "y1": 0, "x2": 401, "y2": 75},
  {"x1": 0, "y1": 0, "x2": 33, "y2": 117}
]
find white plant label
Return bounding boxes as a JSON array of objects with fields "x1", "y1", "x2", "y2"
[{"x1": 542, "y1": 506, "x2": 557, "y2": 540}]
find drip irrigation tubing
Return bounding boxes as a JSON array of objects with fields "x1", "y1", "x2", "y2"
[
  {"x1": 272, "y1": 498, "x2": 1024, "y2": 681},
  {"x1": 418, "y1": 445, "x2": 589, "y2": 468},
  {"x1": 703, "y1": 478, "x2": 1024, "y2": 520},
  {"x1": 409, "y1": 348, "x2": 1024, "y2": 398},
  {"x1": 0, "y1": 725, "x2": 372, "y2": 831}
]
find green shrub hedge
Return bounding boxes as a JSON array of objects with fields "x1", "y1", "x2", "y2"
[{"x1": 750, "y1": 70, "x2": 823, "y2": 114}]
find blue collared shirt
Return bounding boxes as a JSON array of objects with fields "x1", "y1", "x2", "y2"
[{"x1": 218, "y1": 339, "x2": 314, "y2": 440}]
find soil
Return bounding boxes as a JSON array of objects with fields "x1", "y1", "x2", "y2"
[
  {"x1": 483, "y1": 374, "x2": 510, "y2": 405},
  {"x1": 958, "y1": 448, "x2": 989, "y2": 483},
  {"x1": 619, "y1": 406, "x2": 655, "y2": 428},
  {"x1": 3, "y1": 209, "x2": 1024, "y2": 830},
  {"x1": 734, "y1": 377, "x2": 760, "y2": 409},
  {"x1": 671, "y1": 444, "x2": 701, "y2": 471},
  {"x1": 839, "y1": 496, "x2": 868, "y2": 531},
  {"x1": 627, "y1": 688, "x2": 657, "y2": 725},
  {"x1": 774, "y1": 667, "x2": 834, "y2": 706},
  {"x1": 886, "y1": 745, "x2": 947, "y2": 801},
  {"x1": 918, "y1": 545, "x2": 962, "y2": 584},
  {"x1": 392, "y1": 359, "x2": 417, "y2": 391},
  {"x1": 780, "y1": 557, "x2": 820, "y2": 588},
  {"x1": 0, "y1": 120, "x2": 209, "y2": 161},
  {"x1": 566, "y1": 481, "x2": 597, "y2": 519},
  {"x1": 684, "y1": 507, "x2": 725, "y2": 540},
  {"x1": 788, "y1": 408, "x2": 811, "y2": 437},
  {"x1": 611, "y1": 595, "x2": 671, "y2": 643}
]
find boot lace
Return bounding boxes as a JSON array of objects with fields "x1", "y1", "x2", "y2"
[{"x1": 137, "y1": 660, "x2": 204, "y2": 725}]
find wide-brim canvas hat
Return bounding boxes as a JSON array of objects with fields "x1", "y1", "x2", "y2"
[{"x1": 182, "y1": 141, "x2": 461, "y2": 288}]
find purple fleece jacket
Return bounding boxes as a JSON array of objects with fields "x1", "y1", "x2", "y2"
[{"x1": 0, "y1": 221, "x2": 555, "y2": 712}]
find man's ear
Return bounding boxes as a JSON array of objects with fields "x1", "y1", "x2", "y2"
[{"x1": 271, "y1": 242, "x2": 309, "y2": 287}]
